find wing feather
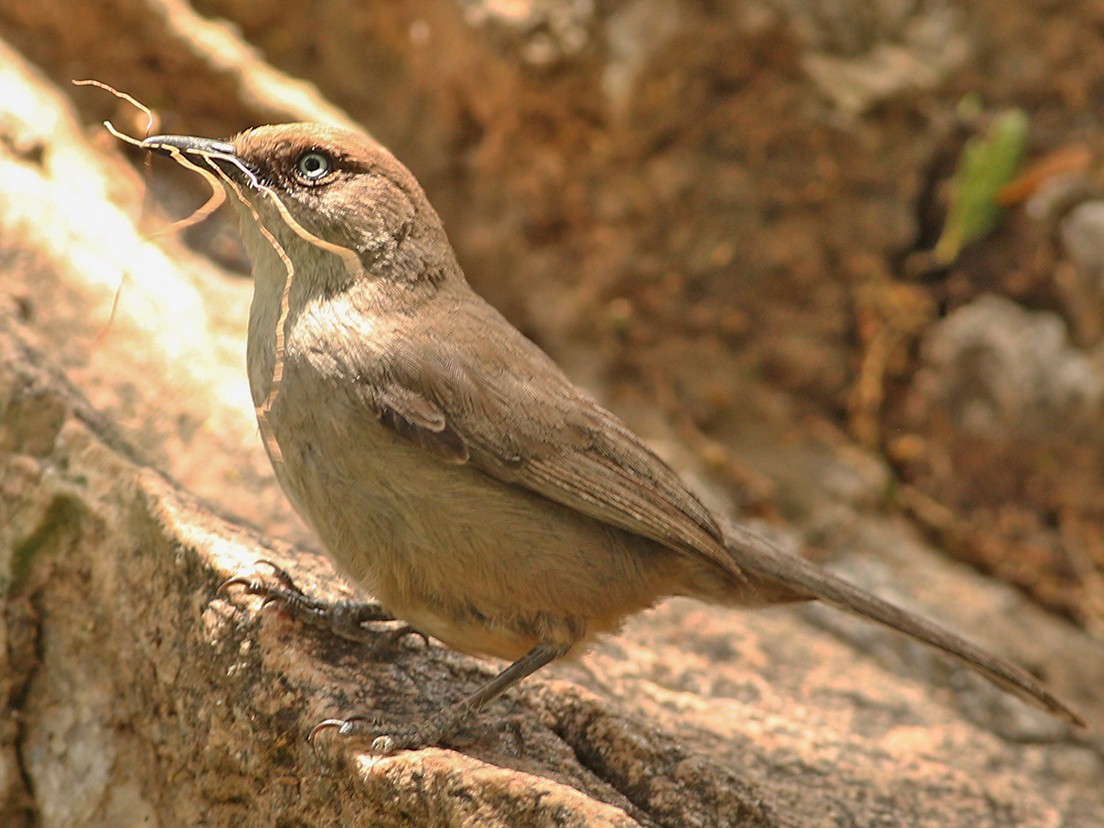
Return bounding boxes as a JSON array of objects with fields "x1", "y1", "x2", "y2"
[{"x1": 352, "y1": 295, "x2": 739, "y2": 578}]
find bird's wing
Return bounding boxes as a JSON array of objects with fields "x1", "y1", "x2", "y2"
[{"x1": 352, "y1": 296, "x2": 738, "y2": 577}]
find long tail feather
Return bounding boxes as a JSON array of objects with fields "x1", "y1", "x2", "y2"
[{"x1": 722, "y1": 521, "x2": 1085, "y2": 726}]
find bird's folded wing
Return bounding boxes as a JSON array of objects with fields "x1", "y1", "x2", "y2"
[{"x1": 352, "y1": 306, "x2": 740, "y2": 579}]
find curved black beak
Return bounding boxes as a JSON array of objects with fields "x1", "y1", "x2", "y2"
[
  {"x1": 142, "y1": 134, "x2": 237, "y2": 158},
  {"x1": 141, "y1": 133, "x2": 259, "y2": 186}
]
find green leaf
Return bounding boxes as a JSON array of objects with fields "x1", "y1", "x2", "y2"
[{"x1": 934, "y1": 108, "x2": 1028, "y2": 265}]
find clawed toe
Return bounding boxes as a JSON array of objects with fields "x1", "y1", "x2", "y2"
[
  {"x1": 305, "y1": 645, "x2": 563, "y2": 756},
  {"x1": 218, "y1": 561, "x2": 398, "y2": 643},
  {"x1": 219, "y1": 559, "x2": 303, "y2": 602},
  {"x1": 307, "y1": 714, "x2": 444, "y2": 756},
  {"x1": 378, "y1": 624, "x2": 431, "y2": 649}
]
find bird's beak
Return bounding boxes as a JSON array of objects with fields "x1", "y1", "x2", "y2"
[
  {"x1": 141, "y1": 133, "x2": 254, "y2": 182},
  {"x1": 142, "y1": 133, "x2": 236, "y2": 158}
]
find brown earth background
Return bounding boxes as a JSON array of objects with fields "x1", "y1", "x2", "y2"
[{"x1": 1, "y1": 1, "x2": 1103, "y2": 826}]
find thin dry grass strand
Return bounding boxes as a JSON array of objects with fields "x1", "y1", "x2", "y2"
[
  {"x1": 92, "y1": 92, "x2": 289, "y2": 465},
  {"x1": 73, "y1": 80, "x2": 156, "y2": 135},
  {"x1": 103, "y1": 119, "x2": 151, "y2": 149},
  {"x1": 73, "y1": 81, "x2": 159, "y2": 341},
  {"x1": 186, "y1": 153, "x2": 360, "y2": 467},
  {"x1": 91, "y1": 138, "x2": 156, "y2": 340},
  {"x1": 128, "y1": 128, "x2": 230, "y2": 236},
  {"x1": 199, "y1": 155, "x2": 295, "y2": 466},
  {"x1": 111, "y1": 117, "x2": 362, "y2": 468},
  {"x1": 130, "y1": 134, "x2": 298, "y2": 467},
  {"x1": 253, "y1": 186, "x2": 361, "y2": 280}
]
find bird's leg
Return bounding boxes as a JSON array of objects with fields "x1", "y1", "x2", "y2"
[{"x1": 310, "y1": 642, "x2": 566, "y2": 754}]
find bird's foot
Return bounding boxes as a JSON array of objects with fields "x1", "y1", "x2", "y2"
[
  {"x1": 308, "y1": 704, "x2": 467, "y2": 756},
  {"x1": 219, "y1": 559, "x2": 427, "y2": 646}
]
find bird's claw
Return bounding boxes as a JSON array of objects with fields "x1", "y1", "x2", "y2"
[
  {"x1": 217, "y1": 561, "x2": 404, "y2": 642},
  {"x1": 307, "y1": 715, "x2": 430, "y2": 756},
  {"x1": 378, "y1": 623, "x2": 431, "y2": 649},
  {"x1": 218, "y1": 559, "x2": 302, "y2": 600}
]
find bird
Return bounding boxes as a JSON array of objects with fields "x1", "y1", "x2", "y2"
[{"x1": 141, "y1": 123, "x2": 1083, "y2": 753}]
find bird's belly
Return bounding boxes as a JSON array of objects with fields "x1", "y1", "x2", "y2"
[{"x1": 262, "y1": 388, "x2": 682, "y2": 660}]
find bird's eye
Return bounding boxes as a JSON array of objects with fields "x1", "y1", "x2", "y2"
[{"x1": 295, "y1": 150, "x2": 332, "y2": 181}]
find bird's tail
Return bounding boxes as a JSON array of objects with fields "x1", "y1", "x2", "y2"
[{"x1": 721, "y1": 520, "x2": 1085, "y2": 727}]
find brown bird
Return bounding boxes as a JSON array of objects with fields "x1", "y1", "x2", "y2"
[{"x1": 143, "y1": 124, "x2": 1083, "y2": 753}]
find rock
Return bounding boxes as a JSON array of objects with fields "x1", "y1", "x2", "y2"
[
  {"x1": 915, "y1": 294, "x2": 1103, "y2": 435},
  {"x1": 1061, "y1": 200, "x2": 1104, "y2": 290}
]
